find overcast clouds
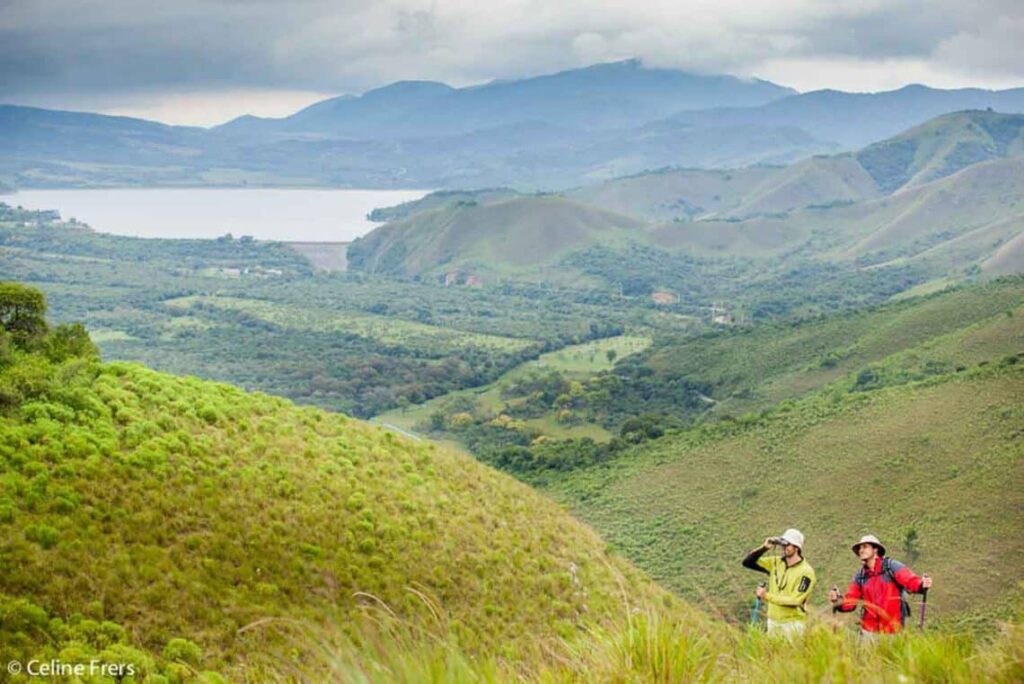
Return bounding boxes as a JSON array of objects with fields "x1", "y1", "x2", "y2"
[{"x1": 1, "y1": 0, "x2": 1022, "y2": 125}]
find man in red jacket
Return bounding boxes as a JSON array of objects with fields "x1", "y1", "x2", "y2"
[{"x1": 829, "y1": 534, "x2": 933, "y2": 635}]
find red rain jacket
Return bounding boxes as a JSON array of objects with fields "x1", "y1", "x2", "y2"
[{"x1": 835, "y1": 556, "x2": 925, "y2": 633}]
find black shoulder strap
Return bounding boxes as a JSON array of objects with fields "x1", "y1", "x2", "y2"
[
  {"x1": 881, "y1": 558, "x2": 907, "y2": 586},
  {"x1": 854, "y1": 567, "x2": 868, "y2": 587},
  {"x1": 856, "y1": 559, "x2": 896, "y2": 586},
  {"x1": 881, "y1": 557, "x2": 893, "y2": 580}
]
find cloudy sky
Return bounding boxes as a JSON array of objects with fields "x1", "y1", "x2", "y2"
[{"x1": 1, "y1": 0, "x2": 1022, "y2": 126}]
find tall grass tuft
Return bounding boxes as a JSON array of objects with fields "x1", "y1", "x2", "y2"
[{"x1": 285, "y1": 609, "x2": 1024, "y2": 683}]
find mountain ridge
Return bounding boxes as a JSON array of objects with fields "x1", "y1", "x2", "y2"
[
  {"x1": 348, "y1": 110, "x2": 1024, "y2": 283},
  {"x1": 6, "y1": 63, "x2": 1024, "y2": 190}
]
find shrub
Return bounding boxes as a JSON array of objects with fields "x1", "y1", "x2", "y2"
[
  {"x1": 24, "y1": 523, "x2": 60, "y2": 549},
  {"x1": 44, "y1": 323, "x2": 99, "y2": 363},
  {"x1": 163, "y1": 637, "x2": 203, "y2": 666}
]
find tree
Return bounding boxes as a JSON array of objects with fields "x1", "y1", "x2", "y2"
[
  {"x1": 44, "y1": 323, "x2": 99, "y2": 363},
  {"x1": 0, "y1": 282, "x2": 49, "y2": 349}
]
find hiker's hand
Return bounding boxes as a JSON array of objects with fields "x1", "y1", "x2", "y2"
[
  {"x1": 828, "y1": 588, "x2": 839, "y2": 603},
  {"x1": 763, "y1": 537, "x2": 775, "y2": 548},
  {"x1": 922, "y1": 576, "x2": 933, "y2": 590},
  {"x1": 756, "y1": 585, "x2": 767, "y2": 599}
]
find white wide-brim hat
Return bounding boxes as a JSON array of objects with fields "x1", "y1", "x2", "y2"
[
  {"x1": 852, "y1": 534, "x2": 886, "y2": 556},
  {"x1": 780, "y1": 528, "x2": 804, "y2": 550}
]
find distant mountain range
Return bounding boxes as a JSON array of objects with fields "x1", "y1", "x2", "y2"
[
  {"x1": 2, "y1": 59, "x2": 1024, "y2": 190},
  {"x1": 216, "y1": 59, "x2": 796, "y2": 138}
]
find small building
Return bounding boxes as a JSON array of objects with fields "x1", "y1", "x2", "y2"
[{"x1": 651, "y1": 291, "x2": 677, "y2": 305}]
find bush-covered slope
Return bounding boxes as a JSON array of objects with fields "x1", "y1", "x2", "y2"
[
  {"x1": 643, "y1": 277, "x2": 1024, "y2": 415},
  {"x1": 0, "y1": 284, "x2": 672, "y2": 678}
]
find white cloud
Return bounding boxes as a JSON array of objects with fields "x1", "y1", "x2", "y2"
[{"x1": 1, "y1": 0, "x2": 1021, "y2": 123}]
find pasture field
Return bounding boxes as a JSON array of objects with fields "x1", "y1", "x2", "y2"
[{"x1": 164, "y1": 295, "x2": 536, "y2": 353}]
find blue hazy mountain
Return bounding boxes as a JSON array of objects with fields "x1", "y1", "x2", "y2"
[
  {"x1": 3, "y1": 61, "x2": 1024, "y2": 189},
  {"x1": 214, "y1": 59, "x2": 796, "y2": 138},
  {"x1": 661, "y1": 84, "x2": 1024, "y2": 149}
]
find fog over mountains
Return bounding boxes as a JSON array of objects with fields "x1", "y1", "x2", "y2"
[{"x1": 2, "y1": 59, "x2": 1024, "y2": 190}]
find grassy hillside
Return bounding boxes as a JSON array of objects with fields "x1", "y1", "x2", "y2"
[
  {"x1": 639, "y1": 156, "x2": 1024, "y2": 291},
  {"x1": 352, "y1": 111, "x2": 1024, "y2": 301},
  {"x1": 347, "y1": 195, "x2": 647, "y2": 280},
  {"x1": 366, "y1": 188, "x2": 520, "y2": 222},
  {"x1": 856, "y1": 110, "x2": 1024, "y2": 193},
  {"x1": 643, "y1": 277, "x2": 1024, "y2": 416},
  {"x1": 985, "y1": 226, "x2": 1024, "y2": 275},
  {"x1": 725, "y1": 154, "x2": 880, "y2": 217},
  {"x1": 374, "y1": 277, "x2": 1023, "y2": 489},
  {"x1": 0, "y1": 286, "x2": 675, "y2": 679},
  {"x1": 568, "y1": 166, "x2": 777, "y2": 222},
  {"x1": 540, "y1": 355, "x2": 1024, "y2": 630},
  {"x1": 294, "y1": 613, "x2": 1024, "y2": 682},
  {"x1": 836, "y1": 157, "x2": 1024, "y2": 262}
]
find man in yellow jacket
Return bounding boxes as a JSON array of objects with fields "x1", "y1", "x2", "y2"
[{"x1": 742, "y1": 528, "x2": 817, "y2": 637}]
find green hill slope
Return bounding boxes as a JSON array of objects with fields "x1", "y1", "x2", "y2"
[
  {"x1": 837, "y1": 157, "x2": 1024, "y2": 264},
  {"x1": 557, "y1": 110, "x2": 1024, "y2": 224},
  {"x1": 0, "y1": 285, "x2": 672, "y2": 678},
  {"x1": 725, "y1": 154, "x2": 881, "y2": 217},
  {"x1": 856, "y1": 110, "x2": 1024, "y2": 193},
  {"x1": 541, "y1": 356, "x2": 1024, "y2": 629},
  {"x1": 567, "y1": 166, "x2": 778, "y2": 222},
  {"x1": 347, "y1": 195, "x2": 646, "y2": 280},
  {"x1": 650, "y1": 156, "x2": 1024, "y2": 272},
  {"x1": 643, "y1": 277, "x2": 1024, "y2": 416},
  {"x1": 354, "y1": 111, "x2": 1024, "y2": 295}
]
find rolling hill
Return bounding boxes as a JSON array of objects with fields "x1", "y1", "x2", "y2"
[
  {"x1": 0, "y1": 285, "x2": 675, "y2": 679},
  {"x1": 347, "y1": 195, "x2": 647, "y2": 279},
  {"x1": 532, "y1": 278, "x2": 1024, "y2": 628},
  {"x1": 352, "y1": 111, "x2": 1024, "y2": 290},
  {"x1": 854, "y1": 110, "x2": 1024, "y2": 193},
  {"x1": 542, "y1": 356, "x2": 1024, "y2": 629},
  {"x1": 576, "y1": 110, "x2": 1024, "y2": 222},
  {"x1": 640, "y1": 277, "x2": 1024, "y2": 416}
]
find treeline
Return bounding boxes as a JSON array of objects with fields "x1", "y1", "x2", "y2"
[
  {"x1": 425, "y1": 405, "x2": 674, "y2": 475},
  {"x1": 562, "y1": 242, "x2": 930, "y2": 320},
  {"x1": 412, "y1": 357, "x2": 708, "y2": 474}
]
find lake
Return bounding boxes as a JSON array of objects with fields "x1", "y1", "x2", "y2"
[{"x1": 6, "y1": 188, "x2": 431, "y2": 242}]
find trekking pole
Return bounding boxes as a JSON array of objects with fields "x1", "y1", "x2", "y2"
[
  {"x1": 751, "y1": 581, "x2": 766, "y2": 627},
  {"x1": 830, "y1": 585, "x2": 841, "y2": 633},
  {"x1": 918, "y1": 574, "x2": 929, "y2": 630}
]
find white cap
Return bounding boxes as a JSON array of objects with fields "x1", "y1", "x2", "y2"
[{"x1": 780, "y1": 528, "x2": 805, "y2": 550}]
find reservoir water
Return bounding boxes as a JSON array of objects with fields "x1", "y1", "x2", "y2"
[{"x1": 6, "y1": 188, "x2": 431, "y2": 242}]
